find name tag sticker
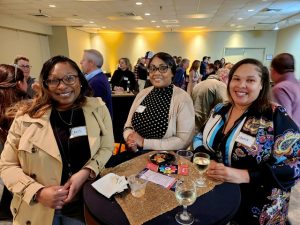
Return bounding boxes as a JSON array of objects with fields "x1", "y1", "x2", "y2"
[
  {"x1": 124, "y1": 77, "x2": 128, "y2": 81},
  {"x1": 136, "y1": 105, "x2": 146, "y2": 113},
  {"x1": 70, "y1": 126, "x2": 87, "y2": 139},
  {"x1": 235, "y1": 132, "x2": 255, "y2": 147}
]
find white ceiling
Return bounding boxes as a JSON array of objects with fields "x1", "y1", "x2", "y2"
[{"x1": 1, "y1": 0, "x2": 300, "y2": 33}]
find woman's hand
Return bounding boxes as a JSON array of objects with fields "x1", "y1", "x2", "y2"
[
  {"x1": 206, "y1": 161, "x2": 250, "y2": 184},
  {"x1": 36, "y1": 186, "x2": 69, "y2": 209},
  {"x1": 114, "y1": 86, "x2": 124, "y2": 92},
  {"x1": 126, "y1": 132, "x2": 144, "y2": 151},
  {"x1": 63, "y1": 168, "x2": 90, "y2": 203}
]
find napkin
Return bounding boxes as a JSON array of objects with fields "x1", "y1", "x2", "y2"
[{"x1": 92, "y1": 173, "x2": 128, "y2": 198}]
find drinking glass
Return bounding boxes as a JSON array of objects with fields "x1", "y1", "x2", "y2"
[
  {"x1": 193, "y1": 152, "x2": 210, "y2": 187},
  {"x1": 176, "y1": 150, "x2": 193, "y2": 165},
  {"x1": 175, "y1": 178, "x2": 197, "y2": 225}
]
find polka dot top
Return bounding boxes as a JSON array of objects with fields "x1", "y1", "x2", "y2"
[{"x1": 132, "y1": 85, "x2": 174, "y2": 139}]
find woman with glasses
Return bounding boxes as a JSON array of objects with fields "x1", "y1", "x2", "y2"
[
  {"x1": 0, "y1": 56, "x2": 114, "y2": 225},
  {"x1": 123, "y1": 52, "x2": 195, "y2": 152}
]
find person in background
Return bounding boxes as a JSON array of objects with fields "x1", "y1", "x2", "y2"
[
  {"x1": 220, "y1": 57, "x2": 226, "y2": 68},
  {"x1": 111, "y1": 57, "x2": 137, "y2": 92},
  {"x1": 187, "y1": 60, "x2": 201, "y2": 96},
  {"x1": 214, "y1": 59, "x2": 222, "y2": 71},
  {"x1": 124, "y1": 52, "x2": 194, "y2": 152},
  {"x1": 192, "y1": 64, "x2": 228, "y2": 133},
  {"x1": 0, "y1": 55, "x2": 114, "y2": 225},
  {"x1": 200, "y1": 56, "x2": 208, "y2": 80},
  {"x1": 271, "y1": 53, "x2": 300, "y2": 128},
  {"x1": 80, "y1": 49, "x2": 113, "y2": 117},
  {"x1": 173, "y1": 58, "x2": 190, "y2": 90},
  {"x1": 14, "y1": 56, "x2": 36, "y2": 98},
  {"x1": 136, "y1": 57, "x2": 148, "y2": 92},
  {"x1": 0, "y1": 64, "x2": 28, "y2": 220},
  {"x1": 270, "y1": 53, "x2": 300, "y2": 225},
  {"x1": 193, "y1": 58, "x2": 300, "y2": 225},
  {"x1": 144, "y1": 51, "x2": 154, "y2": 89}
]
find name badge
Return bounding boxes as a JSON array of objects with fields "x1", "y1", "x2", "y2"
[
  {"x1": 136, "y1": 105, "x2": 146, "y2": 113},
  {"x1": 124, "y1": 77, "x2": 128, "y2": 81},
  {"x1": 235, "y1": 132, "x2": 255, "y2": 147},
  {"x1": 70, "y1": 126, "x2": 87, "y2": 139}
]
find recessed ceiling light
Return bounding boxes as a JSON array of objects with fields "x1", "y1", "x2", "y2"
[
  {"x1": 238, "y1": 17, "x2": 243, "y2": 20},
  {"x1": 136, "y1": 2, "x2": 142, "y2": 5},
  {"x1": 102, "y1": 26, "x2": 106, "y2": 29},
  {"x1": 49, "y1": 4, "x2": 56, "y2": 8},
  {"x1": 151, "y1": 20, "x2": 156, "y2": 23},
  {"x1": 156, "y1": 25, "x2": 160, "y2": 28},
  {"x1": 274, "y1": 24, "x2": 279, "y2": 30},
  {"x1": 89, "y1": 21, "x2": 95, "y2": 23},
  {"x1": 248, "y1": 9, "x2": 254, "y2": 12},
  {"x1": 145, "y1": 13, "x2": 150, "y2": 16}
]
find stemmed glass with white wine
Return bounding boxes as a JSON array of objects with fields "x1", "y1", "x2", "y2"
[
  {"x1": 175, "y1": 178, "x2": 197, "y2": 225},
  {"x1": 193, "y1": 152, "x2": 210, "y2": 187}
]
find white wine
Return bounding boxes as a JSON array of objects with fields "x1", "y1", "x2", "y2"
[
  {"x1": 193, "y1": 157, "x2": 210, "y2": 173},
  {"x1": 175, "y1": 190, "x2": 197, "y2": 206}
]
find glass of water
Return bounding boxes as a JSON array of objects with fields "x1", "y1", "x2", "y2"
[
  {"x1": 175, "y1": 178, "x2": 197, "y2": 224},
  {"x1": 193, "y1": 152, "x2": 210, "y2": 187}
]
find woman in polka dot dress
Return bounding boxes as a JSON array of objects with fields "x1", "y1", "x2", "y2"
[{"x1": 123, "y1": 52, "x2": 195, "y2": 152}]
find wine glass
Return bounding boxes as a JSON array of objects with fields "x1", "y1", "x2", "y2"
[
  {"x1": 175, "y1": 178, "x2": 197, "y2": 225},
  {"x1": 193, "y1": 152, "x2": 210, "y2": 187}
]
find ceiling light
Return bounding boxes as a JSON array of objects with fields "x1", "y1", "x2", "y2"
[
  {"x1": 136, "y1": 2, "x2": 142, "y2": 5},
  {"x1": 145, "y1": 13, "x2": 150, "y2": 16},
  {"x1": 49, "y1": 4, "x2": 56, "y2": 8},
  {"x1": 102, "y1": 26, "x2": 106, "y2": 29},
  {"x1": 274, "y1": 24, "x2": 279, "y2": 30},
  {"x1": 248, "y1": 9, "x2": 254, "y2": 12},
  {"x1": 156, "y1": 25, "x2": 160, "y2": 28},
  {"x1": 238, "y1": 17, "x2": 243, "y2": 20},
  {"x1": 89, "y1": 21, "x2": 95, "y2": 23},
  {"x1": 151, "y1": 20, "x2": 156, "y2": 23}
]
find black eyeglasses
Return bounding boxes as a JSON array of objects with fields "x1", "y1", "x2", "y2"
[
  {"x1": 45, "y1": 75, "x2": 78, "y2": 88},
  {"x1": 19, "y1": 65, "x2": 32, "y2": 69},
  {"x1": 149, "y1": 64, "x2": 170, "y2": 73}
]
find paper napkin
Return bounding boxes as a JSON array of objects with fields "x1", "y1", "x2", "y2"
[{"x1": 92, "y1": 173, "x2": 129, "y2": 198}]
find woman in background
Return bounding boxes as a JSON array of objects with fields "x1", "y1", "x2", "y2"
[
  {"x1": 0, "y1": 56, "x2": 114, "y2": 225},
  {"x1": 124, "y1": 52, "x2": 194, "y2": 152},
  {"x1": 193, "y1": 58, "x2": 300, "y2": 225},
  {"x1": 0, "y1": 64, "x2": 28, "y2": 220},
  {"x1": 111, "y1": 57, "x2": 137, "y2": 92},
  {"x1": 187, "y1": 60, "x2": 201, "y2": 96}
]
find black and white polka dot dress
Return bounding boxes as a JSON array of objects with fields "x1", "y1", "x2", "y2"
[{"x1": 132, "y1": 85, "x2": 173, "y2": 139}]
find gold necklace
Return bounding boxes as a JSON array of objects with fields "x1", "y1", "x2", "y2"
[{"x1": 56, "y1": 108, "x2": 74, "y2": 126}]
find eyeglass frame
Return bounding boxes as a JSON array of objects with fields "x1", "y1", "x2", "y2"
[
  {"x1": 18, "y1": 65, "x2": 32, "y2": 69},
  {"x1": 12, "y1": 64, "x2": 18, "y2": 82},
  {"x1": 44, "y1": 74, "x2": 79, "y2": 88},
  {"x1": 148, "y1": 64, "x2": 170, "y2": 74}
]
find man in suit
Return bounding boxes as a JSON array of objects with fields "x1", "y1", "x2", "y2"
[{"x1": 80, "y1": 49, "x2": 113, "y2": 117}]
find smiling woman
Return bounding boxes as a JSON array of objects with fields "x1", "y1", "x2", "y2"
[
  {"x1": 193, "y1": 58, "x2": 300, "y2": 225},
  {"x1": 123, "y1": 52, "x2": 195, "y2": 153},
  {"x1": 0, "y1": 56, "x2": 115, "y2": 225}
]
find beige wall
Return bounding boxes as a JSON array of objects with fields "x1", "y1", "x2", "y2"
[
  {"x1": 49, "y1": 26, "x2": 70, "y2": 57},
  {"x1": 66, "y1": 27, "x2": 91, "y2": 66},
  {"x1": 0, "y1": 27, "x2": 50, "y2": 78},
  {"x1": 276, "y1": 24, "x2": 300, "y2": 79},
  {"x1": 88, "y1": 30, "x2": 277, "y2": 73}
]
